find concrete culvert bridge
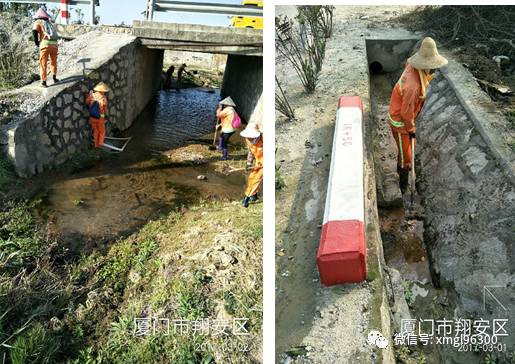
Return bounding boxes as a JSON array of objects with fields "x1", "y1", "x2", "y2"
[
  {"x1": 366, "y1": 37, "x2": 515, "y2": 362},
  {"x1": 0, "y1": 21, "x2": 262, "y2": 177}
]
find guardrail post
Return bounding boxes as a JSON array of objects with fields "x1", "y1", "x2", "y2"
[
  {"x1": 90, "y1": 0, "x2": 95, "y2": 24},
  {"x1": 146, "y1": 0, "x2": 155, "y2": 20},
  {"x1": 60, "y1": 0, "x2": 70, "y2": 24}
]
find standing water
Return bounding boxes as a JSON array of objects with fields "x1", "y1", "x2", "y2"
[{"x1": 37, "y1": 87, "x2": 245, "y2": 248}]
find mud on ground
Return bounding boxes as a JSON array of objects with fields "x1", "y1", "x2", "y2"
[{"x1": 0, "y1": 134, "x2": 263, "y2": 363}]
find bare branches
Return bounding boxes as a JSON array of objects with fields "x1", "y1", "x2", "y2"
[
  {"x1": 275, "y1": 6, "x2": 331, "y2": 94},
  {"x1": 400, "y1": 6, "x2": 515, "y2": 59},
  {"x1": 275, "y1": 76, "x2": 295, "y2": 121}
]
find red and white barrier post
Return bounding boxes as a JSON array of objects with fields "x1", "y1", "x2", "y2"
[
  {"x1": 60, "y1": 0, "x2": 70, "y2": 24},
  {"x1": 316, "y1": 96, "x2": 366, "y2": 286}
]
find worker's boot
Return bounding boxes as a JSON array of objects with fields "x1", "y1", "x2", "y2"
[
  {"x1": 398, "y1": 166, "x2": 409, "y2": 194},
  {"x1": 217, "y1": 136, "x2": 223, "y2": 151},
  {"x1": 249, "y1": 193, "x2": 259, "y2": 202},
  {"x1": 221, "y1": 148, "x2": 228, "y2": 161},
  {"x1": 242, "y1": 196, "x2": 250, "y2": 208},
  {"x1": 53, "y1": 75, "x2": 59, "y2": 84},
  {"x1": 41, "y1": 80, "x2": 47, "y2": 88}
]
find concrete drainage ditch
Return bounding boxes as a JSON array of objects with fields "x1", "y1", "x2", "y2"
[{"x1": 366, "y1": 38, "x2": 515, "y2": 363}]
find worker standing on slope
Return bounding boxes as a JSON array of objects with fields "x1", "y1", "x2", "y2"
[
  {"x1": 32, "y1": 7, "x2": 60, "y2": 87},
  {"x1": 240, "y1": 122, "x2": 263, "y2": 208},
  {"x1": 216, "y1": 96, "x2": 241, "y2": 161},
  {"x1": 388, "y1": 37, "x2": 447, "y2": 194},
  {"x1": 86, "y1": 82, "x2": 110, "y2": 148}
]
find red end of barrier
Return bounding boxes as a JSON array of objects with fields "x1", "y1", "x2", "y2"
[
  {"x1": 337, "y1": 95, "x2": 363, "y2": 110},
  {"x1": 317, "y1": 220, "x2": 366, "y2": 285}
]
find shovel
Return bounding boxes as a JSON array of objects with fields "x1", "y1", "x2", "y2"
[
  {"x1": 410, "y1": 136, "x2": 416, "y2": 208},
  {"x1": 209, "y1": 118, "x2": 220, "y2": 151}
]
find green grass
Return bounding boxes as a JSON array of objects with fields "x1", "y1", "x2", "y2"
[
  {"x1": 9, "y1": 323, "x2": 59, "y2": 364},
  {"x1": 0, "y1": 189, "x2": 262, "y2": 363},
  {"x1": 0, "y1": 155, "x2": 16, "y2": 189}
]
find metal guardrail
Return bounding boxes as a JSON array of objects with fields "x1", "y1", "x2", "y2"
[
  {"x1": 0, "y1": 0, "x2": 90, "y2": 4},
  {"x1": 0, "y1": 0, "x2": 96, "y2": 24},
  {"x1": 146, "y1": 0, "x2": 262, "y2": 21}
]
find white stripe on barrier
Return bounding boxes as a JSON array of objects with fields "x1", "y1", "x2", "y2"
[{"x1": 322, "y1": 106, "x2": 364, "y2": 224}]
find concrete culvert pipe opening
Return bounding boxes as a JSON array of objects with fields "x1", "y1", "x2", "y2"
[{"x1": 369, "y1": 61, "x2": 383, "y2": 74}]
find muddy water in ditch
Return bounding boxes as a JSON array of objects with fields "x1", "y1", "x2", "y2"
[
  {"x1": 371, "y1": 73, "x2": 448, "y2": 363},
  {"x1": 40, "y1": 88, "x2": 245, "y2": 248},
  {"x1": 370, "y1": 72, "x2": 432, "y2": 284}
]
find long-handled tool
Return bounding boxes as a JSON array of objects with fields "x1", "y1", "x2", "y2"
[
  {"x1": 209, "y1": 118, "x2": 220, "y2": 150},
  {"x1": 410, "y1": 137, "x2": 416, "y2": 208}
]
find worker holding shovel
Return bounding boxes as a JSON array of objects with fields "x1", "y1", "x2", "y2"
[
  {"x1": 215, "y1": 96, "x2": 241, "y2": 160},
  {"x1": 86, "y1": 82, "x2": 110, "y2": 148},
  {"x1": 388, "y1": 37, "x2": 447, "y2": 202},
  {"x1": 240, "y1": 122, "x2": 263, "y2": 208}
]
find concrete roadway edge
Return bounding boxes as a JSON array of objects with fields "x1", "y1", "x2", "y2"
[{"x1": 359, "y1": 37, "x2": 397, "y2": 363}]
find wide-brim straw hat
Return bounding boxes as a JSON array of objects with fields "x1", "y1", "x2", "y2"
[
  {"x1": 219, "y1": 96, "x2": 236, "y2": 107},
  {"x1": 408, "y1": 37, "x2": 448, "y2": 70},
  {"x1": 240, "y1": 122, "x2": 261, "y2": 138},
  {"x1": 34, "y1": 8, "x2": 50, "y2": 20},
  {"x1": 93, "y1": 82, "x2": 110, "y2": 93}
]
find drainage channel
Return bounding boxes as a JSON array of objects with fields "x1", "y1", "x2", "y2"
[
  {"x1": 32, "y1": 86, "x2": 246, "y2": 253},
  {"x1": 366, "y1": 37, "x2": 501, "y2": 364},
  {"x1": 367, "y1": 39, "x2": 449, "y2": 363}
]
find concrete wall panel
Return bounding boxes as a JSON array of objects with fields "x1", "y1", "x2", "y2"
[{"x1": 221, "y1": 54, "x2": 263, "y2": 128}]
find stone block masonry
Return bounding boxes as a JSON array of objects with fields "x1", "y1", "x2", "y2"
[
  {"x1": 417, "y1": 60, "x2": 515, "y2": 352},
  {"x1": 4, "y1": 34, "x2": 163, "y2": 177}
]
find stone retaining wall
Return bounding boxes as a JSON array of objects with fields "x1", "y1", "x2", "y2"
[
  {"x1": 6, "y1": 37, "x2": 162, "y2": 177},
  {"x1": 417, "y1": 61, "x2": 515, "y2": 352}
]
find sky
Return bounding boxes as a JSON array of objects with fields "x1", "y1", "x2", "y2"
[{"x1": 43, "y1": 0, "x2": 242, "y2": 26}]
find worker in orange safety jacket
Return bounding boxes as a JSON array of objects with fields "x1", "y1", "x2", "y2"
[
  {"x1": 85, "y1": 82, "x2": 110, "y2": 148},
  {"x1": 388, "y1": 37, "x2": 448, "y2": 193},
  {"x1": 32, "y1": 7, "x2": 59, "y2": 87},
  {"x1": 240, "y1": 122, "x2": 263, "y2": 208}
]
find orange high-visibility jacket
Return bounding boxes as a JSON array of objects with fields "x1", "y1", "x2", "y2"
[
  {"x1": 246, "y1": 136, "x2": 263, "y2": 167},
  {"x1": 388, "y1": 63, "x2": 431, "y2": 134},
  {"x1": 33, "y1": 20, "x2": 58, "y2": 49}
]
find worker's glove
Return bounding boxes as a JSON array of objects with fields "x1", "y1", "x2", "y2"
[
  {"x1": 245, "y1": 163, "x2": 252, "y2": 171},
  {"x1": 409, "y1": 132, "x2": 416, "y2": 140}
]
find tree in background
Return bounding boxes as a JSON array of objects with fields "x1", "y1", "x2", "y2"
[
  {"x1": 0, "y1": 3, "x2": 40, "y2": 17},
  {"x1": 74, "y1": 7, "x2": 85, "y2": 24}
]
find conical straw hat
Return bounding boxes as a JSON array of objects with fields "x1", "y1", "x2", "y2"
[
  {"x1": 93, "y1": 82, "x2": 110, "y2": 93},
  {"x1": 219, "y1": 96, "x2": 236, "y2": 107},
  {"x1": 408, "y1": 37, "x2": 448, "y2": 70},
  {"x1": 34, "y1": 8, "x2": 50, "y2": 20},
  {"x1": 240, "y1": 122, "x2": 261, "y2": 138}
]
